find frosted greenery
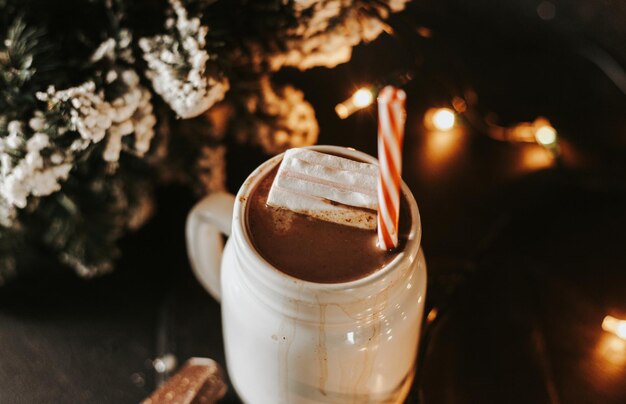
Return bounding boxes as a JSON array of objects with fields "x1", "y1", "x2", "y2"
[{"x1": 0, "y1": 0, "x2": 408, "y2": 284}]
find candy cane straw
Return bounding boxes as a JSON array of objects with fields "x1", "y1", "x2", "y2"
[{"x1": 377, "y1": 86, "x2": 406, "y2": 250}]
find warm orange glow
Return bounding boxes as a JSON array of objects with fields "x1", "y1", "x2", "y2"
[
  {"x1": 491, "y1": 122, "x2": 537, "y2": 142},
  {"x1": 589, "y1": 315, "x2": 626, "y2": 389},
  {"x1": 594, "y1": 333, "x2": 626, "y2": 376},
  {"x1": 451, "y1": 97, "x2": 467, "y2": 113},
  {"x1": 426, "y1": 308, "x2": 438, "y2": 323},
  {"x1": 422, "y1": 127, "x2": 465, "y2": 171},
  {"x1": 428, "y1": 130, "x2": 457, "y2": 153},
  {"x1": 335, "y1": 103, "x2": 349, "y2": 119},
  {"x1": 416, "y1": 26, "x2": 433, "y2": 38},
  {"x1": 603, "y1": 315, "x2": 626, "y2": 340},
  {"x1": 520, "y1": 146, "x2": 554, "y2": 170},
  {"x1": 424, "y1": 108, "x2": 456, "y2": 131}
]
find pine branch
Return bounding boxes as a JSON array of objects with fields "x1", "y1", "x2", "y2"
[{"x1": 0, "y1": 15, "x2": 57, "y2": 119}]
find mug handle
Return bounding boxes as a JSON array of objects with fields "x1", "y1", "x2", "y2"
[{"x1": 185, "y1": 192, "x2": 236, "y2": 302}]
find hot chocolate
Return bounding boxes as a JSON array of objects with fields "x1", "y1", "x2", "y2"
[{"x1": 246, "y1": 164, "x2": 411, "y2": 283}]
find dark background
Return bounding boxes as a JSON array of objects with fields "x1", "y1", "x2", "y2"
[{"x1": 2, "y1": 1, "x2": 626, "y2": 403}]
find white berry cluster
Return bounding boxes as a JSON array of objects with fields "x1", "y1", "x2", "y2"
[
  {"x1": 37, "y1": 71, "x2": 156, "y2": 164},
  {"x1": 103, "y1": 68, "x2": 156, "y2": 163},
  {"x1": 37, "y1": 81, "x2": 113, "y2": 147},
  {"x1": 0, "y1": 67, "x2": 157, "y2": 220},
  {"x1": 0, "y1": 119, "x2": 72, "y2": 215},
  {"x1": 89, "y1": 34, "x2": 157, "y2": 163},
  {"x1": 90, "y1": 28, "x2": 135, "y2": 64},
  {"x1": 267, "y1": 0, "x2": 410, "y2": 71},
  {"x1": 139, "y1": 0, "x2": 229, "y2": 119}
]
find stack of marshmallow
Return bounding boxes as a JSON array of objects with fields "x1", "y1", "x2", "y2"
[{"x1": 267, "y1": 148, "x2": 378, "y2": 229}]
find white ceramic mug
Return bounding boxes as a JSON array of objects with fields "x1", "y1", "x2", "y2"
[{"x1": 186, "y1": 145, "x2": 427, "y2": 404}]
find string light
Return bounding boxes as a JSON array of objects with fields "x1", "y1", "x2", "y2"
[
  {"x1": 426, "y1": 308, "x2": 438, "y2": 323},
  {"x1": 416, "y1": 26, "x2": 433, "y2": 38},
  {"x1": 486, "y1": 117, "x2": 559, "y2": 149},
  {"x1": 535, "y1": 124, "x2": 557, "y2": 146},
  {"x1": 333, "y1": 80, "x2": 559, "y2": 158},
  {"x1": 603, "y1": 315, "x2": 626, "y2": 340},
  {"x1": 353, "y1": 88, "x2": 374, "y2": 107},
  {"x1": 433, "y1": 109, "x2": 456, "y2": 131},
  {"x1": 520, "y1": 146, "x2": 554, "y2": 170},
  {"x1": 335, "y1": 87, "x2": 374, "y2": 119},
  {"x1": 331, "y1": 19, "x2": 568, "y2": 165},
  {"x1": 424, "y1": 108, "x2": 456, "y2": 131}
]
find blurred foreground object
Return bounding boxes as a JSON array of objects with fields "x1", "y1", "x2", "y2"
[{"x1": 143, "y1": 358, "x2": 227, "y2": 404}]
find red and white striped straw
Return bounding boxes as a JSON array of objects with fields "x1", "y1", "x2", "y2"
[{"x1": 377, "y1": 86, "x2": 406, "y2": 250}]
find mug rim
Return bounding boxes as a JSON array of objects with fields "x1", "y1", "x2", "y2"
[{"x1": 232, "y1": 145, "x2": 422, "y2": 292}]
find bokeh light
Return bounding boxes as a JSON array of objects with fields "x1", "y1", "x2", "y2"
[
  {"x1": 425, "y1": 108, "x2": 456, "y2": 131},
  {"x1": 352, "y1": 88, "x2": 374, "y2": 108},
  {"x1": 603, "y1": 315, "x2": 626, "y2": 340},
  {"x1": 535, "y1": 125, "x2": 557, "y2": 146}
]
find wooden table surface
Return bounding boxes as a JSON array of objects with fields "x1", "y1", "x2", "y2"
[{"x1": 2, "y1": 1, "x2": 626, "y2": 402}]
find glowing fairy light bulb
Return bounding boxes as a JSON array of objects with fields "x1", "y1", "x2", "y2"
[
  {"x1": 603, "y1": 315, "x2": 626, "y2": 340},
  {"x1": 535, "y1": 124, "x2": 557, "y2": 146},
  {"x1": 427, "y1": 108, "x2": 456, "y2": 131},
  {"x1": 426, "y1": 308, "x2": 438, "y2": 323},
  {"x1": 352, "y1": 88, "x2": 374, "y2": 108},
  {"x1": 335, "y1": 87, "x2": 375, "y2": 119}
]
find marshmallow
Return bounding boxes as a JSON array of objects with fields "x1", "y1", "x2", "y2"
[{"x1": 267, "y1": 148, "x2": 378, "y2": 229}]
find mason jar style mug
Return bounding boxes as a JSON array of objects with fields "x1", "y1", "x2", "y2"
[{"x1": 186, "y1": 145, "x2": 427, "y2": 403}]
